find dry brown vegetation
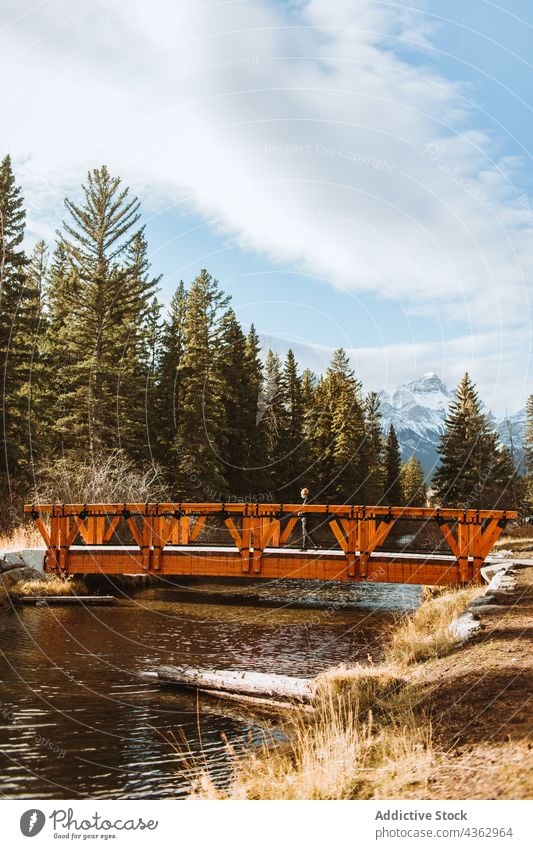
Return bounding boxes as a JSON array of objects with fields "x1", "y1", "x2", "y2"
[
  {"x1": 385, "y1": 587, "x2": 480, "y2": 665},
  {"x1": 1, "y1": 572, "x2": 88, "y2": 607},
  {"x1": 36, "y1": 450, "x2": 165, "y2": 504},
  {"x1": 0, "y1": 522, "x2": 46, "y2": 551},
  {"x1": 189, "y1": 569, "x2": 533, "y2": 800},
  {"x1": 189, "y1": 667, "x2": 436, "y2": 800},
  {"x1": 9, "y1": 575, "x2": 87, "y2": 601},
  {"x1": 8, "y1": 576, "x2": 87, "y2": 600},
  {"x1": 493, "y1": 523, "x2": 533, "y2": 555}
]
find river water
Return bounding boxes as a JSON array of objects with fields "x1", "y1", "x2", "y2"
[{"x1": 0, "y1": 580, "x2": 420, "y2": 799}]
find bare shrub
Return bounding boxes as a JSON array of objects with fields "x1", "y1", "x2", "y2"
[{"x1": 33, "y1": 450, "x2": 167, "y2": 504}]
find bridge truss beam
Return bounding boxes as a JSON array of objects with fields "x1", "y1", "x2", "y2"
[{"x1": 24, "y1": 503, "x2": 516, "y2": 586}]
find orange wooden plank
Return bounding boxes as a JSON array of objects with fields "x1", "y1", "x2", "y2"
[
  {"x1": 280, "y1": 516, "x2": 298, "y2": 545},
  {"x1": 329, "y1": 519, "x2": 348, "y2": 552},
  {"x1": 103, "y1": 515, "x2": 121, "y2": 543},
  {"x1": 224, "y1": 516, "x2": 243, "y2": 550},
  {"x1": 189, "y1": 515, "x2": 207, "y2": 542},
  {"x1": 34, "y1": 518, "x2": 51, "y2": 548}
]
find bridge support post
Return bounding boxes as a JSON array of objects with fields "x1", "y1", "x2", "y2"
[
  {"x1": 252, "y1": 517, "x2": 263, "y2": 574},
  {"x1": 58, "y1": 514, "x2": 70, "y2": 573},
  {"x1": 152, "y1": 513, "x2": 163, "y2": 572},
  {"x1": 344, "y1": 516, "x2": 356, "y2": 578},
  {"x1": 358, "y1": 517, "x2": 369, "y2": 579},
  {"x1": 458, "y1": 520, "x2": 471, "y2": 583},
  {"x1": 48, "y1": 509, "x2": 60, "y2": 573},
  {"x1": 141, "y1": 512, "x2": 153, "y2": 572},
  {"x1": 241, "y1": 514, "x2": 252, "y2": 573}
]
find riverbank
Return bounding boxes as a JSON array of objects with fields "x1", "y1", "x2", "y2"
[
  {"x1": 0, "y1": 559, "x2": 87, "y2": 606},
  {"x1": 191, "y1": 564, "x2": 533, "y2": 800}
]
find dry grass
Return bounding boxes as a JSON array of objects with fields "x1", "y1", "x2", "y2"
[
  {"x1": 313, "y1": 663, "x2": 404, "y2": 708},
  {"x1": 493, "y1": 524, "x2": 533, "y2": 554},
  {"x1": 190, "y1": 672, "x2": 435, "y2": 800},
  {"x1": 385, "y1": 587, "x2": 480, "y2": 666},
  {"x1": 9, "y1": 576, "x2": 87, "y2": 599},
  {"x1": 0, "y1": 523, "x2": 46, "y2": 551},
  {"x1": 187, "y1": 584, "x2": 484, "y2": 800}
]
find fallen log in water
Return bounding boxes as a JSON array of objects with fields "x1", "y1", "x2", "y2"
[
  {"x1": 196, "y1": 688, "x2": 315, "y2": 714},
  {"x1": 156, "y1": 664, "x2": 315, "y2": 703}
]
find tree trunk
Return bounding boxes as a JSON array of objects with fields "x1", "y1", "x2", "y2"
[{"x1": 157, "y1": 664, "x2": 315, "y2": 702}]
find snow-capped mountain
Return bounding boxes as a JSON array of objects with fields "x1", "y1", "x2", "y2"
[
  {"x1": 378, "y1": 372, "x2": 526, "y2": 476},
  {"x1": 378, "y1": 373, "x2": 452, "y2": 475},
  {"x1": 497, "y1": 409, "x2": 527, "y2": 472}
]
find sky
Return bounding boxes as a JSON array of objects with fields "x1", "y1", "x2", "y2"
[{"x1": 1, "y1": 0, "x2": 532, "y2": 415}]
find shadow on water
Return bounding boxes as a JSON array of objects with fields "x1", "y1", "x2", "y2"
[{"x1": 0, "y1": 578, "x2": 421, "y2": 798}]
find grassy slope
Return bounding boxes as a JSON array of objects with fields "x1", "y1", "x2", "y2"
[{"x1": 191, "y1": 572, "x2": 533, "y2": 800}]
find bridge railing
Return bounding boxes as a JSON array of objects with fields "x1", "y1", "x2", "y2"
[{"x1": 24, "y1": 502, "x2": 516, "y2": 583}]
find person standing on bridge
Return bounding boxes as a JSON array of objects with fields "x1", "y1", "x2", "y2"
[{"x1": 299, "y1": 487, "x2": 319, "y2": 551}]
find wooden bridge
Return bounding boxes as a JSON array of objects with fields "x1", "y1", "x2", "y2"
[{"x1": 24, "y1": 502, "x2": 516, "y2": 586}]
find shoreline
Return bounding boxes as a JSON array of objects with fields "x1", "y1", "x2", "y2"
[
  {"x1": 406, "y1": 561, "x2": 532, "y2": 799},
  {"x1": 191, "y1": 562, "x2": 533, "y2": 800}
]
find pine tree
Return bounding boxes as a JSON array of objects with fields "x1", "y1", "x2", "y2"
[
  {"x1": 308, "y1": 374, "x2": 334, "y2": 498},
  {"x1": 307, "y1": 349, "x2": 367, "y2": 503},
  {"x1": 217, "y1": 308, "x2": 249, "y2": 496},
  {"x1": 114, "y1": 232, "x2": 162, "y2": 464},
  {"x1": 329, "y1": 350, "x2": 367, "y2": 502},
  {"x1": 433, "y1": 373, "x2": 514, "y2": 508},
  {"x1": 383, "y1": 424, "x2": 403, "y2": 505},
  {"x1": 38, "y1": 243, "x2": 79, "y2": 458},
  {"x1": 155, "y1": 281, "x2": 188, "y2": 479},
  {"x1": 301, "y1": 369, "x2": 316, "y2": 430},
  {"x1": 46, "y1": 166, "x2": 159, "y2": 461},
  {"x1": 13, "y1": 241, "x2": 48, "y2": 481},
  {"x1": 364, "y1": 391, "x2": 385, "y2": 504},
  {"x1": 122, "y1": 295, "x2": 163, "y2": 467},
  {"x1": 278, "y1": 349, "x2": 307, "y2": 500},
  {"x1": 261, "y1": 349, "x2": 286, "y2": 494},
  {"x1": 0, "y1": 155, "x2": 29, "y2": 524},
  {"x1": 173, "y1": 269, "x2": 230, "y2": 498},
  {"x1": 400, "y1": 456, "x2": 426, "y2": 506},
  {"x1": 241, "y1": 324, "x2": 268, "y2": 495}
]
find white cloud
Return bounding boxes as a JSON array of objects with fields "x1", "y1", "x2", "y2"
[
  {"x1": 263, "y1": 328, "x2": 531, "y2": 416},
  {"x1": 1, "y1": 0, "x2": 531, "y2": 407}
]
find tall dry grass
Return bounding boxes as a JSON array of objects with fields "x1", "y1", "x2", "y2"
[
  {"x1": 9, "y1": 576, "x2": 87, "y2": 599},
  {"x1": 385, "y1": 586, "x2": 479, "y2": 666},
  {"x1": 190, "y1": 667, "x2": 434, "y2": 800}
]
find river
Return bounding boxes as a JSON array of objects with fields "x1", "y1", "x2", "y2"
[{"x1": 0, "y1": 579, "x2": 421, "y2": 799}]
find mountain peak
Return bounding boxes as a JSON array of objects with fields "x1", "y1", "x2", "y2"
[
  {"x1": 391, "y1": 373, "x2": 451, "y2": 414},
  {"x1": 404, "y1": 373, "x2": 450, "y2": 395},
  {"x1": 378, "y1": 373, "x2": 525, "y2": 476}
]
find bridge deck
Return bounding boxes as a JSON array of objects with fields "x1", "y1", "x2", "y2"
[
  {"x1": 25, "y1": 502, "x2": 517, "y2": 586},
  {"x1": 66, "y1": 545, "x2": 464, "y2": 585}
]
